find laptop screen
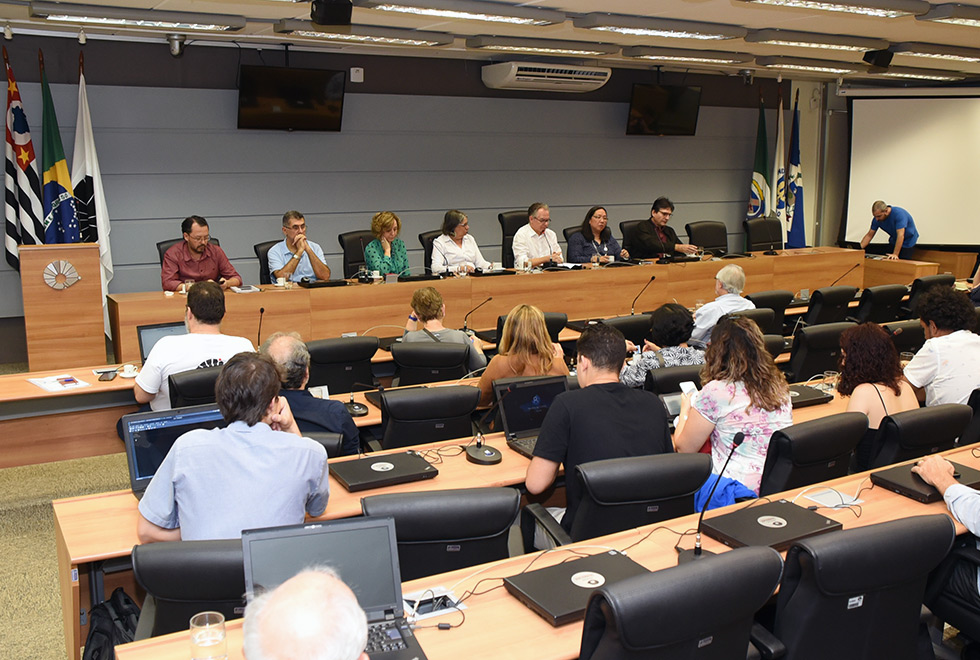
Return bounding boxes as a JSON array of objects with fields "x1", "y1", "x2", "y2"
[
  {"x1": 494, "y1": 376, "x2": 568, "y2": 436},
  {"x1": 137, "y1": 321, "x2": 187, "y2": 362}
]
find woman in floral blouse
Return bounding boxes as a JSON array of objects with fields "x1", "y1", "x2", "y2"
[{"x1": 620, "y1": 303, "x2": 704, "y2": 388}]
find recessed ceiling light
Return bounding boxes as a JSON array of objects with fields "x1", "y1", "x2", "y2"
[
  {"x1": 29, "y1": 1, "x2": 246, "y2": 31},
  {"x1": 755, "y1": 55, "x2": 864, "y2": 74},
  {"x1": 466, "y1": 36, "x2": 619, "y2": 57},
  {"x1": 573, "y1": 13, "x2": 746, "y2": 41},
  {"x1": 622, "y1": 46, "x2": 753, "y2": 65},
  {"x1": 889, "y1": 42, "x2": 980, "y2": 63},
  {"x1": 917, "y1": 3, "x2": 980, "y2": 28},
  {"x1": 736, "y1": 0, "x2": 929, "y2": 19},
  {"x1": 746, "y1": 29, "x2": 887, "y2": 51},
  {"x1": 352, "y1": 0, "x2": 564, "y2": 26},
  {"x1": 275, "y1": 19, "x2": 453, "y2": 46}
]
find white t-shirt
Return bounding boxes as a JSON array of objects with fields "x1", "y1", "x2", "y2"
[
  {"x1": 904, "y1": 330, "x2": 980, "y2": 406},
  {"x1": 136, "y1": 332, "x2": 255, "y2": 410},
  {"x1": 512, "y1": 223, "x2": 561, "y2": 264}
]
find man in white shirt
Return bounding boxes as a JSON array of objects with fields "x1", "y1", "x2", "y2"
[
  {"x1": 134, "y1": 281, "x2": 255, "y2": 410},
  {"x1": 690, "y1": 264, "x2": 755, "y2": 345},
  {"x1": 268, "y1": 210, "x2": 332, "y2": 282},
  {"x1": 512, "y1": 202, "x2": 563, "y2": 268}
]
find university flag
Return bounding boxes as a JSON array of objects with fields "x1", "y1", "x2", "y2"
[
  {"x1": 747, "y1": 98, "x2": 769, "y2": 219},
  {"x1": 770, "y1": 91, "x2": 787, "y2": 226},
  {"x1": 39, "y1": 50, "x2": 79, "y2": 244},
  {"x1": 3, "y1": 48, "x2": 44, "y2": 271},
  {"x1": 785, "y1": 90, "x2": 806, "y2": 249}
]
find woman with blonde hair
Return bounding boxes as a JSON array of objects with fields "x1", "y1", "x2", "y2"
[
  {"x1": 477, "y1": 304, "x2": 569, "y2": 406},
  {"x1": 364, "y1": 211, "x2": 410, "y2": 276},
  {"x1": 673, "y1": 315, "x2": 792, "y2": 494}
]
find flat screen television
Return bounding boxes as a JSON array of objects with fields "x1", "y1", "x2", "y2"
[
  {"x1": 626, "y1": 84, "x2": 701, "y2": 136},
  {"x1": 238, "y1": 65, "x2": 346, "y2": 131}
]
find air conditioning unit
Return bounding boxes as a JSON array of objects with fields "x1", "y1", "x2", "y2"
[{"x1": 481, "y1": 62, "x2": 611, "y2": 93}]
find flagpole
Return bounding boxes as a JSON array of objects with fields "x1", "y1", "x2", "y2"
[{"x1": 79, "y1": 51, "x2": 84, "y2": 76}]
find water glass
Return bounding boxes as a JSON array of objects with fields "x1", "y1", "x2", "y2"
[
  {"x1": 822, "y1": 371, "x2": 840, "y2": 393},
  {"x1": 900, "y1": 351, "x2": 915, "y2": 366},
  {"x1": 189, "y1": 611, "x2": 227, "y2": 660}
]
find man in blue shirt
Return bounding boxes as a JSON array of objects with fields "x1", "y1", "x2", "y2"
[
  {"x1": 268, "y1": 210, "x2": 332, "y2": 282},
  {"x1": 859, "y1": 200, "x2": 919, "y2": 260}
]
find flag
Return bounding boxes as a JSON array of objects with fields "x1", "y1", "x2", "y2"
[
  {"x1": 3, "y1": 48, "x2": 44, "y2": 271},
  {"x1": 770, "y1": 91, "x2": 787, "y2": 226},
  {"x1": 786, "y1": 91, "x2": 806, "y2": 249},
  {"x1": 39, "y1": 50, "x2": 79, "y2": 244},
  {"x1": 747, "y1": 98, "x2": 769, "y2": 219}
]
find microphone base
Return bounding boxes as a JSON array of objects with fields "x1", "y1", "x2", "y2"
[
  {"x1": 677, "y1": 548, "x2": 716, "y2": 565},
  {"x1": 465, "y1": 444, "x2": 502, "y2": 465},
  {"x1": 763, "y1": 250, "x2": 780, "y2": 256},
  {"x1": 345, "y1": 402, "x2": 369, "y2": 417}
]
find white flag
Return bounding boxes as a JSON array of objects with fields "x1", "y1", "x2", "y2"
[{"x1": 770, "y1": 94, "x2": 786, "y2": 225}]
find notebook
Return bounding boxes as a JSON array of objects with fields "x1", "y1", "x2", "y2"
[
  {"x1": 121, "y1": 404, "x2": 227, "y2": 498},
  {"x1": 470, "y1": 269, "x2": 515, "y2": 277},
  {"x1": 494, "y1": 375, "x2": 569, "y2": 458},
  {"x1": 329, "y1": 451, "x2": 438, "y2": 492},
  {"x1": 871, "y1": 461, "x2": 980, "y2": 504},
  {"x1": 701, "y1": 499, "x2": 843, "y2": 552},
  {"x1": 503, "y1": 551, "x2": 649, "y2": 626},
  {"x1": 788, "y1": 384, "x2": 834, "y2": 408},
  {"x1": 136, "y1": 321, "x2": 187, "y2": 362},
  {"x1": 241, "y1": 517, "x2": 428, "y2": 660},
  {"x1": 296, "y1": 279, "x2": 350, "y2": 288}
]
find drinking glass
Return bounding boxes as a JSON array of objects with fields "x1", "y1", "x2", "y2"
[
  {"x1": 189, "y1": 611, "x2": 227, "y2": 660},
  {"x1": 822, "y1": 371, "x2": 840, "y2": 393}
]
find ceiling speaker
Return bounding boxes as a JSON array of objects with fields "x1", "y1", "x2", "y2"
[
  {"x1": 311, "y1": 0, "x2": 352, "y2": 26},
  {"x1": 863, "y1": 49, "x2": 894, "y2": 69}
]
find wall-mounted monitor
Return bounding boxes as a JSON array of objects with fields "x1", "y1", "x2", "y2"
[
  {"x1": 626, "y1": 84, "x2": 701, "y2": 136},
  {"x1": 238, "y1": 65, "x2": 346, "y2": 131}
]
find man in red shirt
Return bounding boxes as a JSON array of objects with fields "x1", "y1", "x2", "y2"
[{"x1": 161, "y1": 215, "x2": 242, "y2": 291}]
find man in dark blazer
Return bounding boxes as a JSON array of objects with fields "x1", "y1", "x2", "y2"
[{"x1": 631, "y1": 196, "x2": 699, "y2": 259}]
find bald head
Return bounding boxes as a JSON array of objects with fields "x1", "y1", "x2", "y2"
[
  {"x1": 242, "y1": 568, "x2": 368, "y2": 660},
  {"x1": 259, "y1": 331, "x2": 309, "y2": 390}
]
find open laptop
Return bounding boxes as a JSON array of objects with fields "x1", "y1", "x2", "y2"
[
  {"x1": 871, "y1": 461, "x2": 980, "y2": 504},
  {"x1": 701, "y1": 499, "x2": 843, "y2": 552},
  {"x1": 121, "y1": 404, "x2": 227, "y2": 498},
  {"x1": 242, "y1": 517, "x2": 428, "y2": 660},
  {"x1": 788, "y1": 384, "x2": 834, "y2": 408},
  {"x1": 329, "y1": 451, "x2": 438, "y2": 492},
  {"x1": 494, "y1": 375, "x2": 569, "y2": 458},
  {"x1": 136, "y1": 321, "x2": 186, "y2": 362}
]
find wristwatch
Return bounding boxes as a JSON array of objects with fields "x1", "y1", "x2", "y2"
[{"x1": 291, "y1": 252, "x2": 301, "y2": 261}]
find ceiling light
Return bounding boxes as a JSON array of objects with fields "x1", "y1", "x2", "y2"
[
  {"x1": 746, "y1": 29, "x2": 887, "y2": 51},
  {"x1": 755, "y1": 56, "x2": 864, "y2": 74},
  {"x1": 274, "y1": 20, "x2": 453, "y2": 46},
  {"x1": 352, "y1": 0, "x2": 564, "y2": 26},
  {"x1": 736, "y1": 0, "x2": 929, "y2": 18},
  {"x1": 917, "y1": 4, "x2": 980, "y2": 27},
  {"x1": 859, "y1": 66, "x2": 965, "y2": 81},
  {"x1": 573, "y1": 13, "x2": 747, "y2": 41},
  {"x1": 889, "y1": 42, "x2": 980, "y2": 63},
  {"x1": 30, "y1": 2, "x2": 245, "y2": 31},
  {"x1": 466, "y1": 36, "x2": 619, "y2": 57},
  {"x1": 622, "y1": 46, "x2": 753, "y2": 65}
]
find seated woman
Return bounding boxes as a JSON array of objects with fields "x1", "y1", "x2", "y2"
[
  {"x1": 402, "y1": 286, "x2": 487, "y2": 374},
  {"x1": 431, "y1": 210, "x2": 491, "y2": 274},
  {"x1": 478, "y1": 304, "x2": 569, "y2": 406},
  {"x1": 567, "y1": 206, "x2": 629, "y2": 265},
  {"x1": 839, "y1": 323, "x2": 919, "y2": 471},
  {"x1": 364, "y1": 211, "x2": 410, "y2": 276},
  {"x1": 673, "y1": 315, "x2": 792, "y2": 495},
  {"x1": 620, "y1": 303, "x2": 705, "y2": 388}
]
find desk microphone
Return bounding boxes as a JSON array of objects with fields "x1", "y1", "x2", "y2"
[
  {"x1": 630, "y1": 276, "x2": 657, "y2": 315},
  {"x1": 678, "y1": 432, "x2": 744, "y2": 564},
  {"x1": 466, "y1": 389, "x2": 509, "y2": 465},
  {"x1": 345, "y1": 382, "x2": 375, "y2": 417},
  {"x1": 763, "y1": 218, "x2": 781, "y2": 256},
  {"x1": 829, "y1": 262, "x2": 860, "y2": 287},
  {"x1": 462, "y1": 296, "x2": 492, "y2": 333},
  {"x1": 257, "y1": 307, "x2": 265, "y2": 346}
]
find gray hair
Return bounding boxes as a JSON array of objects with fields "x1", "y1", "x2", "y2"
[
  {"x1": 716, "y1": 264, "x2": 746, "y2": 295},
  {"x1": 259, "y1": 331, "x2": 309, "y2": 390}
]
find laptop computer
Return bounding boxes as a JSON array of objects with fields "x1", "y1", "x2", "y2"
[
  {"x1": 494, "y1": 375, "x2": 569, "y2": 458},
  {"x1": 241, "y1": 517, "x2": 428, "y2": 660},
  {"x1": 470, "y1": 269, "x2": 515, "y2": 277},
  {"x1": 136, "y1": 321, "x2": 187, "y2": 362},
  {"x1": 121, "y1": 404, "x2": 227, "y2": 498},
  {"x1": 503, "y1": 551, "x2": 649, "y2": 626},
  {"x1": 701, "y1": 499, "x2": 843, "y2": 552},
  {"x1": 871, "y1": 461, "x2": 980, "y2": 504},
  {"x1": 297, "y1": 279, "x2": 350, "y2": 288},
  {"x1": 788, "y1": 384, "x2": 834, "y2": 408},
  {"x1": 329, "y1": 451, "x2": 438, "y2": 492}
]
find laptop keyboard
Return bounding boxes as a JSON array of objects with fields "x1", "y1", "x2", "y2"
[
  {"x1": 366, "y1": 621, "x2": 408, "y2": 654},
  {"x1": 509, "y1": 436, "x2": 537, "y2": 458}
]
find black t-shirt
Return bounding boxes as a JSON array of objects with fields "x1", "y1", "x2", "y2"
[{"x1": 532, "y1": 381, "x2": 673, "y2": 533}]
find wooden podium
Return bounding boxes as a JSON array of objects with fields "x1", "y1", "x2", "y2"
[{"x1": 19, "y1": 244, "x2": 106, "y2": 370}]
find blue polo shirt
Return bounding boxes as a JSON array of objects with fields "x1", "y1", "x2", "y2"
[
  {"x1": 871, "y1": 206, "x2": 918, "y2": 249},
  {"x1": 268, "y1": 239, "x2": 326, "y2": 281}
]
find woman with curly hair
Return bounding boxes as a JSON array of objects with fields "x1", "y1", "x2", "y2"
[
  {"x1": 840, "y1": 323, "x2": 918, "y2": 471},
  {"x1": 619, "y1": 303, "x2": 704, "y2": 388},
  {"x1": 673, "y1": 315, "x2": 792, "y2": 494}
]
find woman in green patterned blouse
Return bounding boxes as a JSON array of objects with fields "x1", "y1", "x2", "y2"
[{"x1": 364, "y1": 210, "x2": 410, "y2": 276}]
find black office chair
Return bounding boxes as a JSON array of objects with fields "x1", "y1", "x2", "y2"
[
  {"x1": 759, "y1": 412, "x2": 867, "y2": 497},
  {"x1": 729, "y1": 307, "x2": 776, "y2": 335},
  {"x1": 132, "y1": 539, "x2": 245, "y2": 639},
  {"x1": 498, "y1": 210, "x2": 527, "y2": 269},
  {"x1": 685, "y1": 221, "x2": 728, "y2": 256},
  {"x1": 882, "y1": 319, "x2": 926, "y2": 355},
  {"x1": 619, "y1": 219, "x2": 645, "y2": 257},
  {"x1": 253, "y1": 240, "x2": 279, "y2": 286},
  {"x1": 846, "y1": 284, "x2": 907, "y2": 324},
  {"x1": 601, "y1": 314, "x2": 652, "y2": 346},
  {"x1": 784, "y1": 321, "x2": 854, "y2": 383},
  {"x1": 377, "y1": 385, "x2": 480, "y2": 450},
  {"x1": 752, "y1": 515, "x2": 955, "y2": 660},
  {"x1": 958, "y1": 388, "x2": 980, "y2": 446},
  {"x1": 865, "y1": 403, "x2": 972, "y2": 471},
  {"x1": 745, "y1": 289, "x2": 794, "y2": 335},
  {"x1": 168, "y1": 365, "x2": 223, "y2": 408},
  {"x1": 337, "y1": 229, "x2": 375, "y2": 278},
  {"x1": 925, "y1": 535, "x2": 980, "y2": 644},
  {"x1": 418, "y1": 229, "x2": 442, "y2": 273},
  {"x1": 156, "y1": 237, "x2": 220, "y2": 266},
  {"x1": 304, "y1": 431, "x2": 345, "y2": 458},
  {"x1": 743, "y1": 216, "x2": 782, "y2": 252},
  {"x1": 562, "y1": 225, "x2": 580, "y2": 246},
  {"x1": 581, "y1": 546, "x2": 783, "y2": 660},
  {"x1": 390, "y1": 342, "x2": 470, "y2": 386},
  {"x1": 905, "y1": 273, "x2": 955, "y2": 317},
  {"x1": 306, "y1": 336, "x2": 379, "y2": 393},
  {"x1": 800, "y1": 285, "x2": 859, "y2": 327},
  {"x1": 643, "y1": 364, "x2": 703, "y2": 395},
  {"x1": 361, "y1": 487, "x2": 522, "y2": 581},
  {"x1": 763, "y1": 333, "x2": 787, "y2": 359},
  {"x1": 523, "y1": 454, "x2": 710, "y2": 549},
  {"x1": 489, "y1": 311, "x2": 567, "y2": 345}
]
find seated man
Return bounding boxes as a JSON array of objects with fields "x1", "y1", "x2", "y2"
[
  {"x1": 136, "y1": 352, "x2": 330, "y2": 542},
  {"x1": 161, "y1": 215, "x2": 241, "y2": 291},
  {"x1": 135, "y1": 281, "x2": 254, "y2": 411},
  {"x1": 242, "y1": 567, "x2": 367, "y2": 660},
  {"x1": 268, "y1": 210, "x2": 332, "y2": 282},
  {"x1": 905, "y1": 286, "x2": 980, "y2": 405},
  {"x1": 631, "y1": 197, "x2": 699, "y2": 260},
  {"x1": 260, "y1": 331, "x2": 360, "y2": 455},
  {"x1": 690, "y1": 264, "x2": 754, "y2": 345},
  {"x1": 525, "y1": 323, "x2": 672, "y2": 536},
  {"x1": 512, "y1": 202, "x2": 563, "y2": 268}
]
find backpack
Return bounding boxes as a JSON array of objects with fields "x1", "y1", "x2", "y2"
[{"x1": 82, "y1": 587, "x2": 141, "y2": 660}]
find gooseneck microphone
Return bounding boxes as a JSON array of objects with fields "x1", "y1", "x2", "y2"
[
  {"x1": 346, "y1": 382, "x2": 377, "y2": 417},
  {"x1": 462, "y1": 296, "x2": 493, "y2": 333},
  {"x1": 466, "y1": 388, "x2": 511, "y2": 465},
  {"x1": 678, "y1": 432, "x2": 745, "y2": 564},
  {"x1": 630, "y1": 276, "x2": 657, "y2": 315},
  {"x1": 763, "y1": 219, "x2": 780, "y2": 256},
  {"x1": 257, "y1": 307, "x2": 265, "y2": 346},
  {"x1": 829, "y1": 262, "x2": 860, "y2": 287}
]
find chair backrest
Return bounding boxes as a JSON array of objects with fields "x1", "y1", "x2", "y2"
[
  {"x1": 743, "y1": 216, "x2": 782, "y2": 252},
  {"x1": 763, "y1": 334, "x2": 786, "y2": 359},
  {"x1": 304, "y1": 431, "x2": 345, "y2": 458},
  {"x1": 361, "y1": 487, "x2": 520, "y2": 581},
  {"x1": 869, "y1": 403, "x2": 973, "y2": 469},
  {"x1": 759, "y1": 412, "x2": 867, "y2": 497},
  {"x1": 418, "y1": 229, "x2": 442, "y2": 273},
  {"x1": 802, "y1": 285, "x2": 859, "y2": 326},
  {"x1": 786, "y1": 321, "x2": 854, "y2": 382},
  {"x1": 562, "y1": 225, "x2": 580, "y2": 245},
  {"x1": 580, "y1": 546, "x2": 783, "y2": 660},
  {"x1": 600, "y1": 314, "x2": 652, "y2": 346},
  {"x1": 156, "y1": 237, "x2": 220, "y2": 266},
  {"x1": 495, "y1": 311, "x2": 567, "y2": 344},
  {"x1": 253, "y1": 240, "x2": 279, "y2": 285},
  {"x1": 773, "y1": 515, "x2": 954, "y2": 660},
  {"x1": 167, "y1": 365, "x2": 223, "y2": 408},
  {"x1": 390, "y1": 342, "x2": 470, "y2": 386},
  {"x1": 568, "y1": 454, "x2": 710, "y2": 542},
  {"x1": 643, "y1": 363, "x2": 703, "y2": 395},
  {"x1": 306, "y1": 336, "x2": 379, "y2": 393},
  {"x1": 684, "y1": 221, "x2": 728, "y2": 255},
  {"x1": 380, "y1": 385, "x2": 480, "y2": 450},
  {"x1": 907, "y1": 274, "x2": 955, "y2": 313},
  {"x1": 337, "y1": 230, "x2": 375, "y2": 278},
  {"x1": 498, "y1": 210, "x2": 527, "y2": 269},
  {"x1": 881, "y1": 319, "x2": 926, "y2": 355},
  {"x1": 729, "y1": 307, "x2": 776, "y2": 335},
  {"x1": 132, "y1": 539, "x2": 245, "y2": 638},
  {"x1": 850, "y1": 284, "x2": 907, "y2": 324},
  {"x1": 959, "y1": 388, "x2": 980, "y2": 446},
  {"x1": 618, "y1": 219, "x2": 645, "y2": 256},
  {"x1": 745, "y1": 289, "x2": 794, "y2": 334}
]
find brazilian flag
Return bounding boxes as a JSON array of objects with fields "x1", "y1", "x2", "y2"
[{"x1": 40, "y1": 53, "x2": 79, "y2": 244}]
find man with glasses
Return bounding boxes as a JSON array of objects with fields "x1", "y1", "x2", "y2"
[
  {"x1": 268, "y1": 210, "x2": 332, "y2": 282},
  {"x1": 632, "y1": 197, "x2": 699, "y2": 260},
  {"x1": 512, "y1": 201, "x2": 563, "y2": 269},
  {"x1": 161, "y1": 215, "x2": 242, "y2": 291}
]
